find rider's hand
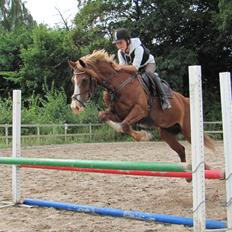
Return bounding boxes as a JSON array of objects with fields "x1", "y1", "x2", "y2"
[{"x1": 113, "y1": 64, "x2": 122, "y2": 71}]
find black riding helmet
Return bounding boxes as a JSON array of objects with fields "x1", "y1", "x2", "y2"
[{"x1": 112, "y1": 28, "x2": 131, "y2": 43}]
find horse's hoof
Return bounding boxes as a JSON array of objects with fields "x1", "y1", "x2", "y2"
[
  {"x1": 139, "y1": 130, "x2": 153, "y2": 141},
  {"x1": 205, "y1": 164, "x2": 211, "y2": 170},
  {"x1": 106, "y1": 121, "x2": 123, "y2": 133}
]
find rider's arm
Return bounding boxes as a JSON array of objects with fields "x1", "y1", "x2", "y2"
[
  {"x1": 117, "y1": 64, "x2": 137, "y2": 73},
  {"x1": 115, "y1": 46, "x2": 144, "y2": 72},
  {"x1": 132, "y1": 46, "x2": 144, "y2": 70},
  {"x1": 118, "y1": 50, "x2": 126, "y2": 64}
]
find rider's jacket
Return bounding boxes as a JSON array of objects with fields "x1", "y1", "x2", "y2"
[{"x1": 117, "y1": 38, "x2": 155, "y2": 70}]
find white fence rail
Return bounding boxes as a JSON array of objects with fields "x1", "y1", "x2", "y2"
[
  {"x1": 0, "y1": 123, "x2": 108, "y2": 145},
  {"x1": 0, "y1": 121, "x2": 223, "y2": 146}
]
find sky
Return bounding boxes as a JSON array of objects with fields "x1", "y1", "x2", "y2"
[{"x1": 24, "y1": 0, "x2": 78, "y2": 27}]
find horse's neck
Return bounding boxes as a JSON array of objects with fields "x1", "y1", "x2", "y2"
[
  {"x1": 94, "y1": 62, "x2": 135, "y2": 89},
  {"x1": 103, "y1": 70, "x2": 132, "y2": 86}
]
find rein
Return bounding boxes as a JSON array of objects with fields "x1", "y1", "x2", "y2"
[
  {"x1": 114, "y1": 73, "x2": 137, "y2": 93},
  {"x1": 100, "y1": 71, "x2": 137, "y2": 98}
]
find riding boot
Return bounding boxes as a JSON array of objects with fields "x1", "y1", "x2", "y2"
[{"x1": 150, "y1": 73, "x2": 171, "y2": 110}]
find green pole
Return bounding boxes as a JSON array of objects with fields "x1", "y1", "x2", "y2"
[{"x1": 0, "y1": 157, "x2": 189, "y2": 172}]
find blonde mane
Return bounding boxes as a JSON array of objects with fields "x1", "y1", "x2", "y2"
[{"x1": 76, "y1": 49, "x2": 116, "y2": 70}]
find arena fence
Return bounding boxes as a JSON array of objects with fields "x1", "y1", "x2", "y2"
[{"x1": 0, "y1": 121, "x2": 224, "y2": 147}]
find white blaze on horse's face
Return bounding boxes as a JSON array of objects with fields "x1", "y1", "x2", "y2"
[
  {"x1": 71, "y1": 71, "x2": 86, "y2": 115},
  {"x1": 73, "y1": 79, "x2": 81, "y2": 100}
]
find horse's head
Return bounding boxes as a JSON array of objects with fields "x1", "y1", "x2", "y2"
[
  {"x1": 69, "y1": 50, "x2": 118, "y2": 115},
  {"x1": 69, "y1": 60, "x2": 97, "y2": 115}
]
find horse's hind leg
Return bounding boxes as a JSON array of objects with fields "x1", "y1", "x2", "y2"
[
  {"x1": 159, "y1": 128, "x2": 186, "y2": 162},
  {"x1": 181, "y1": 122, "x2": 211, "y2": 170}
]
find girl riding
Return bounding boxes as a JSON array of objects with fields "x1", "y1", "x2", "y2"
[{"x1": 113, "y1": 28, "x2": 171, "y2": 110}]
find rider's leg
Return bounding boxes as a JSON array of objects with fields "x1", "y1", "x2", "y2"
[{"x1": 145, "y1": 63, "x2": 171, "y2": 110}]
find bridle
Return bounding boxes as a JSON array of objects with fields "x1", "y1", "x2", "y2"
[{"x1": 72, "y1": 68, "x2": 137, "y2": 105}]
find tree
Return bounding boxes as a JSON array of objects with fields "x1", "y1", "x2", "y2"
[
  {"x1": 218, "y1": 0, "x2": 232, "y2": 32},
  {"x1": 0, "y1": 26, "x2": 33, "y2": 96},
  {"x1": 17, "y1": 26, "x2": 79, "y2": 98},
  {"x1": 0, "y1": 0, "x2": 36, "y2": 97},
  {"x1": 0, "y1": 0, "x2": 35, "y2": 30}
]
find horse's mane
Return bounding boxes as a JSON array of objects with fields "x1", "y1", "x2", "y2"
[{"x1": 76, "y1": 49, "x2": 116, "y2": 70}]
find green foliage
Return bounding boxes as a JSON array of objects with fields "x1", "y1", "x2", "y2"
[
  {"x1": 157, "y1": 48, "x2": 197, "y2": 94},
  {"x1": 218, "y1": 0, "x2": 232, "y2": 32},
  {"x1": 0, "y1": 26, "x2": 33, "y2": 95},
  {"x1": 76, "y1": 102, "x2": 99, "y2": 123},
  {"x1": 21, "y1": 89, "x2": 75, "y2": 124},
  {"x1": 18, "y1": 25, "x2": 79, "y2": 98},
  {"x1": 0, "y1": 0, "x2": 35, "y2": 30},
  {"x1": 0, "y1": 88, "x2": 100, "y2": 125},
  {"x1": 21, "y1": 94, "x2": 41, "y2": 124},
  {"x1": 0, "y1": 97, "x2": 12, "y2": 124}
]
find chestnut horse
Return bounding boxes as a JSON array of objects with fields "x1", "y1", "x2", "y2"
[{"x1": 69, "y1": 50, "x2": 214, "y2": 164}]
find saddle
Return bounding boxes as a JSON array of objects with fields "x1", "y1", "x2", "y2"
[{"x1": 138, "y1": 72, "x2": 173, "y2": 98}]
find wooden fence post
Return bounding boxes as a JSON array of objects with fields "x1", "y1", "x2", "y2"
[
  {"x1": 5, "y1": 124, "x2": 9, "y2": 146},
  {"x1": 36, "y1": 125, "x2": 40, "y2": 144},
  {"x1": 89, "y1": 123, "x2": 92, "y2": 142},
  {"x1": 64, "y1": 123, "x2": 68, "y2": 142}
]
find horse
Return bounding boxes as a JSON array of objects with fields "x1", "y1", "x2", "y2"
[{"x1": 69, "y1": 49, "x2": 214, "y2": 164}]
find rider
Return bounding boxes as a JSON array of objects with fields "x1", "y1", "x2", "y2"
[{"x1": 112, "y1": 28, "x2": 171, "y2": 110}]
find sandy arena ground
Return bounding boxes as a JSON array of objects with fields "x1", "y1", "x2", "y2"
[{"x1": 0, "y1": 141, "x2": 227, "y2": 232}]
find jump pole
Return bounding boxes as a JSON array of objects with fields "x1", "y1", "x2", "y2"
[
  {"x1": 23, "y1": 198, "x2": 226, "y2": 230},
  {"x1": 20, "y1": 165, "x2": 225, "y2": 179},
  {"x1": 189, "y1": 66, "x2": 206, "y2": 232},
  {"x1": 220, "y1": 72, "x2": 232, "y2": 230},
  {"x1": 0, "y1": 157, "x2": 189, "y2": 172}
]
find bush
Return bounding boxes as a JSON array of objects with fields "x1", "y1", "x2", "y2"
[{"x1": 0, "y1": 97, "x2": 12, "y2": 124}]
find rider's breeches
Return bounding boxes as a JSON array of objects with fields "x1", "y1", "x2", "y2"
[{"x1": 144, "y1": 63, "x2": 156, "y2": 75}]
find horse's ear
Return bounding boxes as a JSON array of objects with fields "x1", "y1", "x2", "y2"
[
  {"x1": 79, "y1": 59, "x2": 86, "y2": 68},
  {"x1": 68, "y1": 60, "x2": 76, "y2": 69}
]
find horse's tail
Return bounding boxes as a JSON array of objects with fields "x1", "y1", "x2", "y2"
[
  {"x1": 183, "y1": 95, "x2": 215, "y2": 152},
  {"x1": 204, "y1": 133, "x2": 215, "y2": 152}
]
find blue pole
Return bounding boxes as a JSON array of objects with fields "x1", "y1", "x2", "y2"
[{"x1": 23, "y1": 198, "x2": 226, "y2": 229}]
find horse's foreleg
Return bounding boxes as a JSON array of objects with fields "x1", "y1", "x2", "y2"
[
  {"x1": 98, "y1": 110, "x2": 120, "y2": 122},
  {"x1": 106, "y1": 120, "x2": 152, "y2": 141},
  {"x1": 120, "y1": 105, "x2": 147, "y2": 131},
  {"x1": 106, "y1": 105, "x2": 152, "y2": 141}
]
